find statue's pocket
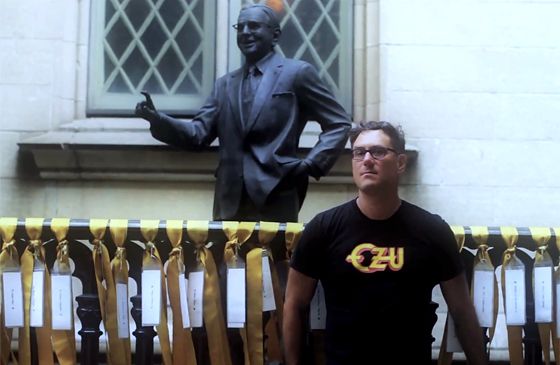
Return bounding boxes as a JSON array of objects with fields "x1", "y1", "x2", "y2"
[{"x1": 271, "y1": 91, "x2": 294, "y2": 98}]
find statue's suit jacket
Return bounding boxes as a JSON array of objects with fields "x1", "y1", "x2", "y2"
[{"x1": 150, "y1": 52, "x2": 351, "y2": 220}]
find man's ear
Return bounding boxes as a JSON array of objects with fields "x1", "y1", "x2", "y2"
[
  {"x1": 272, "y1": 28, "x2": 281, "y2": 45},
  {"x1": 397, "y1": 153, "x2": 407, "y2": 174}
]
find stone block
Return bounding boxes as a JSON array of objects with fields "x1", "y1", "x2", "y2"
[
  {"x1": 365, "y1": 1, "x2": 379, "y2": 47},
  {"x1": 492, "y1": 94, "x2": 560, "y2": 141},
  {"x1": 0, "y1": 84, "x2": 53, "y2": 131},
  {"x1": 380, "y1": 0, "x2": 560, "y2": 48},
  {"x1": 61, "y1": 0, "x2": 79, "y2": 43},
  {"x1": 399, "y1": 185, "x2": 497, "y2": 226},
  {"x1": 300, "y1": 184, "x2": 356, "y2": 222},
  {"x1": 383, "y1": 91, "x2": 497, "y2": 139},
  {"x1": 30, "y1": 0, "x2": 64, "y2": 40},
  {"x1": 383, "y1": 45, "x2": 560, "y2": 94},
  {"x1": 49, "y1": 180, "x2": 215, "y2": 220},
  {"x1": 0, "y1": 39, "x2": 54, "y2": 85},
  {"x1": 53, "y1": 40, "x2": 78, "y2": 100},
  {"x1": 0, "y1": 179, "x2": 52, "y2": 217},
  {"x1": 365, "y1": 46, "x2": 380, "y2": 104},
  {"x1": 0, "y1": 132, "x2": 20, "y2": 178}
]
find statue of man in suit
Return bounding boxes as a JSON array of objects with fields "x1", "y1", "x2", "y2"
[{"x1": 136, "y1": 4, "x2": 351, "y2": 222}]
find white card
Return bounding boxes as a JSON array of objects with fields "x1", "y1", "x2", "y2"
[
  {"x1": 309, "y1": 281, "x2": 326, "y2": 330},
  {"x1": 534, "y1": 266, "x2": 553, "y2": 323},
  {"x1": 504, "y1": 268, "x2": 526, "y2": 325},
  {"x1": 555, "y1": 284, "x2": 560, "y2": 336},
  {"x1": 262, "y1": 257, "x2": 275, "y2": 312},
  {"x1": 227, "y1": 268, "x2": 246, "y2": 328},
  {"x1": 472, "y1": 270, "x2": 495, "y2": 327},
  {"x1": 116, "y1": 283, "x2": 130, "y2": 338},
  {"x1": 178, "y1": 274, "x2": 191, "y2": 328},
  {"x1": 188, "y1": 271, "x2": 204, "y2": 328},
  {"x1": 141, "y1": 270, "x2": 161, "y2": 326},
  {"x1": 51, "y1": 275, "x2": 73, "y2": 330},
  {"x1": 2, "y1": 272, "x2": 24, "y2": 328},
  {"x1": 30, "y1": 270, "x2": 45, "y2": 327},
  {"x1": 445, "y1": 314, "x2": 463, "y2": 352}
]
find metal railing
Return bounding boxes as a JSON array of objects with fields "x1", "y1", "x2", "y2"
[{"x1": 1, "y1": 220, "x2": 556, "y2": 365}]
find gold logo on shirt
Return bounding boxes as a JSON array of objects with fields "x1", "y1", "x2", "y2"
[{"x1": 345, "y1": 243, "x2": 404, "y2": 273}]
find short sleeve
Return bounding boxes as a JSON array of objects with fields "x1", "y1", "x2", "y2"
[
  {"x1": 290, "y1": 215, "x2": 327, "y2": 279},
  {"x1": 432, "y1": 219, "x2": 464, "y2": 282}
]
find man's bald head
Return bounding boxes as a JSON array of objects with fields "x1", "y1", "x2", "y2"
[{"x1": 239, "y1": 4, "x2": 281, "y2": 31}]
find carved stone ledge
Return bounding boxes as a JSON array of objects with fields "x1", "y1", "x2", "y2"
[{"x1": 18, "y1": 118, "x2": 418, "y2": 184}]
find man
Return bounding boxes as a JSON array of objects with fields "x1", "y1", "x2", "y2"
[
  {"x1": 136, "y1": 4, "x2": 351, "y2": 222},
  {"x1": 283, "y1": 121, "x2": 486, "y2": 364}
]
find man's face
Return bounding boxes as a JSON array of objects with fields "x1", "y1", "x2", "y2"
[
  {"x1": 236, "y1": 8, "x2": 279, "y2": 63},
  {"x1": 351, "y1": 130, "x2": 406, "y2": 194}
]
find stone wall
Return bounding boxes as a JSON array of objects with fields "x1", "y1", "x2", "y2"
[
  {"x1": 2, "y1": 0, "x2": 560, "y2": 224},
  {"x1": 379, "y1": 0, "x2": 560, "y2": 226}
]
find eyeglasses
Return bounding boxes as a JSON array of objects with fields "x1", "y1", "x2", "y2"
[
  {"x1": 232, "y1": 21, "x2": 270, "y2": 32},
  {"x1": 351, "y1": 146, "x2": 399, "y2": 161}
]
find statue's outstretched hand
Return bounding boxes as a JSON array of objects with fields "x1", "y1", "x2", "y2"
[{"x1": 135, "y1": 91, "x2": 159, "y2": 123}]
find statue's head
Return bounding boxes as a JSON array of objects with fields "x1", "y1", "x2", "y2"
[{"x1": 235, "y1": 4, "x2": 281, "y2": 64}]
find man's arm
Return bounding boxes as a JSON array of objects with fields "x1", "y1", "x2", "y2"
[
  {"x1": 283, "y1": 268, "x2": 318, "y2": 365},
  {"x1": 295, "y1": 63, "x2": 351, "y2": 179},
  {"x1": 440, "y1": 273, "x2": 487, "y2": 365},
  {"x1": 135, "y1": 82, "x2": 222, "y2": 149}
]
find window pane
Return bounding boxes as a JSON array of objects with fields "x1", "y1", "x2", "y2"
[
  {"x1": 88, "y1": 0, "x2": 216, "y2": 115},
  {"x1": 240, "y1": 0, "x2": 353, "y2": 110}
]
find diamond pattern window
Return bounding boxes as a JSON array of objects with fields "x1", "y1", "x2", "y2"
[{"x1": 88, "y1": 0, "x2": 216, "y2": 115}]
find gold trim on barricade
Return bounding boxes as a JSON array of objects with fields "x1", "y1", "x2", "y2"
[
  {"x1": 50, "y1": 218, "x2": 77, "y2": 365},
  {"x1": 21, "y1": 218, "x2": 53, "y2": 365},
  {"x1": 139, "y1": 220, "x2": 172, "y2": 365},
  {"x1": 0, "y1": 217, "x2": 19, "y2": 365},
  {"x1": 500, "y1": 226, "x2": 524, "y2": 365},
  {"x1": 166, "y1": 219, "x2": 197, "y2": 365},
  {"x1": 187, "y1": 220, "x2": 232, "y2": 365},
  {"x1": 529, "y1": 227, "x2": 558, "y2": 365}
]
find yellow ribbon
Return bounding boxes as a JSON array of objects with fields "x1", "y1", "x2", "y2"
[
  {"x1": 187, "y1": 220, "x2": 232, "y2": 365},
  {"x1": 223, "y1": 221, "x2": 255, "y2": 365},
  {"x1": 246, "y1": 222, "x2": 282, "y2": 365},
  {"x1": 50, "y1": 218, "x2": 76, "y2": 365},
  {"x1": 285, "y1": 223, "x2": 304, "y2": 260},
  {"x1": 20, "y1": 218, "x2": 53, "y2": 365},
  {"x1": 438, "y1": 225, "x2": 467, "y2": 365},
  {"x1": 139, "y1": 220, "x2": 172, "y2": 365},
  {"x1": 0, "y1": 217, "x2": 19, "y2": 365},
  {"x1": 500, "y1": 226, "x2": 523, "y2": 365},
  {"x1": 164, "y1": 220, "x2": 197, "y2": 365},
  {"x1": 89, "y1": 219, "x2": 131, "y2": 365},
  {"x1": 530, "y1": 227, "x2": 558, "y2": 365},
  {"x1": 223, "y1": 221, "x2": 255, "y2": 267},
  {"x1": 471, "y1": 226, "x2": 499, "y2": 356}
]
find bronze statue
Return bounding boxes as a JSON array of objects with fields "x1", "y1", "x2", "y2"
[{"x1": 136, "y1": 4, "x2": 351, "y2": 222}]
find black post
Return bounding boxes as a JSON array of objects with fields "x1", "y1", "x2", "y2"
[
  {"x1": 131, "y1": 295, "x2": 156, "y2": 365},
  {"x1": 76, "y1": 294, "x2": 102, "y2": 365}
]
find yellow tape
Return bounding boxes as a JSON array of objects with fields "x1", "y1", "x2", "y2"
[
  {"x1": 50, "y1": 218, "x2": 76, "y2": 365},
  {"x1": 165, "y1": 220, "x2": 197, "y2": 365},
  {"x1": 187, "y1": 220, "x2": 232, "y2": 365},
  {"x1": 140, "y1": 220, "x2": 171, "y2": 365},
  {"x1": 0, "y1": 217, "x2": 18, "y2": 364},
  {"x1": 499, "y1": 226, "x2": 523, "y2": 365}
]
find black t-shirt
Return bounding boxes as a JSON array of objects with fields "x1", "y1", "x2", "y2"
[{"x1": 291, "y1": 199, "x2": 464, "y2": 364}]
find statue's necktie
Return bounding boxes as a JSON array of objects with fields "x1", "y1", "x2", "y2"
[{"x1": 242, "y1": 65, "x2": 259, "y2": 126}]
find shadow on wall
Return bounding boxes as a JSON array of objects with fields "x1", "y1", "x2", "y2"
[{"x1": 16, "y1": 149, "x2": 40, "y2": 179}]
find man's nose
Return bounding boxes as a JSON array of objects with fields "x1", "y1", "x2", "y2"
[
  {"x1": 240, "y1": 24, "x2": 251, "y2": 34},
  {"x1": 363, "y1": 151, "x2": 376, "y2": 162}
]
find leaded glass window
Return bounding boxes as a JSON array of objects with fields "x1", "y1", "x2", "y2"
[{"x1": 88, "y1": 0, "x2": 216, "y2": 115}]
